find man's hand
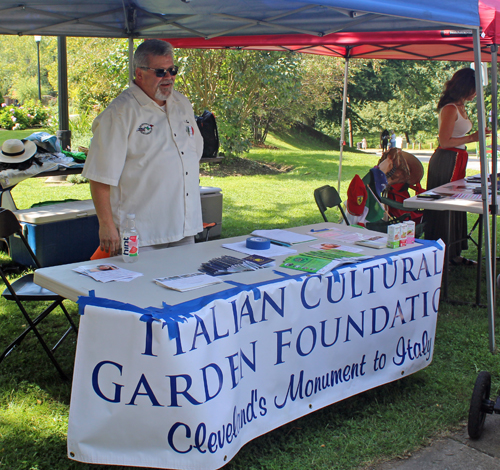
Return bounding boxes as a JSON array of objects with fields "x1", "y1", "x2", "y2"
[
  {"x1": 89, "y1": 180, "x2": 121, "y2": 256},
  {"x1": 98, "y1": 222, "x2": 121, "y2": 256}
]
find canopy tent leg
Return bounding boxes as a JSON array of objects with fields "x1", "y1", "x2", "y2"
[
  {"x1": 337, "y1": 52, "x2": 350, "y2": 192},
  {"x1": 490, "y1": 44, "x2": 498, "y2": 308},
  {"x1": 129, "y1": 37, "x2": 135, "y2": 83},
  {"x1": 473, "y1": 29, "x2": 495, "y2": 353},
  {"x1": 56, "y1": 37, "x2": 71, "y2": 151}
]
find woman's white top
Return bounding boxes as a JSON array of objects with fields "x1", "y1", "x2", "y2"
[{"x1": 438, "y1": 103, "x2": 472, "y2": 150}]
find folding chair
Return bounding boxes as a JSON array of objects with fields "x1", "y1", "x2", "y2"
[
  {"x1": 0, "y1": 208, "x2": 77, "y2": 380},
  {"x1": 314, "y1": 185, "x2": 349, "y2": 224}
]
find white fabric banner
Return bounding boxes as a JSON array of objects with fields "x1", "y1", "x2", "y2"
[{"x1": 68, "y1": 241, "x2": 444, "y2": 470}]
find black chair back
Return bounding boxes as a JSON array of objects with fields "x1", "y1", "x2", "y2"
[{"x1": 314, "y1": 185, "x2": 349, "y2": 224}]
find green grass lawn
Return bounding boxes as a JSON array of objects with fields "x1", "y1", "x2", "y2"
[{"x1": 0, "y1": 128, "x2": 499, "y2": 470}]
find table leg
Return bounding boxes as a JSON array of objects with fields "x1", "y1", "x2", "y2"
[
  {"x1": 442, "y1": 210, "x2": 450, "y2": 301},
  {"x1": 476, "y1": 215, "x2": 483, "y2": 306}
]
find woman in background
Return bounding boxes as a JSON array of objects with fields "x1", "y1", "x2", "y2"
[
  {"x1": 390, "y1": 130, "x2": 396, "y2": 149},
  {"x1": 424, "y1": 67, "x2": 490, "y2": 266}
]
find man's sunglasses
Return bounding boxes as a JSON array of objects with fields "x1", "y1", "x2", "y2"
[{"x1": 139, "y1": 65, "x2": 179, "y2": 77}]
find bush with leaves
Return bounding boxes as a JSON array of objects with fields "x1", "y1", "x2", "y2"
[{"x1": 0, "y1": 101, "x2": 50, "y2": 130}]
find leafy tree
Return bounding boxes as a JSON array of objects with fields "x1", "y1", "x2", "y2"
[
  {"x1": 52, "y1": 37, "x2": 134, "y2": 114},
  {"x1": 0, "y1": 35, "x2": 56, "y2": 101},
  {"x1": 176, "y1": 49, "x2": 304, "y2": 155},
  {"x1": 346, "y1": 60, "x2": 472, "y2": 144}
]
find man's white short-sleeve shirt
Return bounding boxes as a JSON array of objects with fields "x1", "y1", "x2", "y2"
[{"x1": 83, "y1": 83, "x2": 204, "y2": 246}]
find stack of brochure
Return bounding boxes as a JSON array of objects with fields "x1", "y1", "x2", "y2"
[
  {"x1": 154, "y1": 272, "x2": 223, "y2": 292},
  {"x1": 200, "y1": 254, "x2": 275, "y2": 276},
  {"x1": 73, "y1": 264, "x2": 143, "y2": 283}
]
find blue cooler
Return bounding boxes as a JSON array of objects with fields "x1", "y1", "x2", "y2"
[{"x1": 10, "y1": 199, "x2": 100, "y2": 268}]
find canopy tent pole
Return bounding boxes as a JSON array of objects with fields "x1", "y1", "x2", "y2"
[
  {"x1": 337, "y1": 49, "x2": 350, "y2": 192},
  {"x1": 490, "y1": 45, "x2": 498, "y2": 306},
  {"x1": 473, "y1": 29, "x2": 495, "y2": 352},
  {"x1": 56, "y1": 36, "x2": 71, "y2": 151},
  {"x1": 128, "y1": 37, "x2": 135, "y2": 83}
]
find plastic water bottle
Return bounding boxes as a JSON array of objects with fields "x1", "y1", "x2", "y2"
[{"x1": 122, "y1": 214, "x2": 139, "y2": 263}]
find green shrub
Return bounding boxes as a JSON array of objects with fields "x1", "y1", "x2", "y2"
[
  {"x1": 67, "y1": 174, "x2": 89, "y2": 184},
  {"x1": 0, "y1": 101, "x2": 51, "y2": 130}
]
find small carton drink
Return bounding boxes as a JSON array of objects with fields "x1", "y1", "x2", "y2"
[
  {"x1": 406, "y1": 221, "x2": 415, "y2": 244},
  {"x1": 387, "y1": 224, "x2": 400, "y2": 249},
  {"x1": 400, "y1": 222, "x2": 408, "y2": 247}
]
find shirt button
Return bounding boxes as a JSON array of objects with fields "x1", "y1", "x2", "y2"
[
  {"x1": 186, "y1": 171, "x2": 188, "y2": 175},
  {"x1": 186, "y1": 193, "x2": 189, "y2": 196},
  {"x1": 181, "y1": 151, "x2": 184, "y2": 155}
]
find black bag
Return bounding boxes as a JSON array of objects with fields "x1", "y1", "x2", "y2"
[{"x1": 195, "y1": 110, "x2": 219, "y2": 159}]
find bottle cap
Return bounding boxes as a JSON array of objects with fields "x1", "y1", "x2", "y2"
[{"x1": 126, "y1": 213, "x2": 135, "y2": 219}]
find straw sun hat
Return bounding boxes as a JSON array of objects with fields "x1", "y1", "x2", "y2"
[{"x1": 0, "y1": 139, "x2": 37, "y2": 163}]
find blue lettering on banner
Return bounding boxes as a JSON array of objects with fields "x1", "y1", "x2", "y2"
[
  {"x1": 191, "y1": 314, "x2": 213, "y2": 351},
  {"x1": 226, "y1": 341, "x2": 257, "y2": 389},
  {"x1": 167, "y1": 389, "x2": 267, "y2": 455},
  {"x1": 300, "y1": 275, "x2": 322, "y2": 309},
  {"x1": 92, "y1": 360, "x2": 124, "y2": 403},
  {"x1": 362, "y1": 264, "x2": 380, "y2": 294},
  {"x1": 350, "y1": 269, "x2": 363, "y2": 298},
  {"x1": 382, "y1": 262, "x2": 398, "y2": 289},
  {"x1": 393, "y1": 330, "x2": 433, "y2": 365},
  {"x1": 261, "y1": 288, "x2": 285, "y2": 320},
  {"x1": 165, "y1": 253, "x2": 442, "y2": 362},
  {"x1": 126, "y1": 374, "x2": 164, "y2": 407},
  {"x1": 172, "y1": 288, "x2": 286, "y2": 356},
  {"x1": 326, "y1": 273, "x2": 346, "y2": 303},
  {"x1": 274, "y1": 355, "x2": 367, "y2": 409},
  {"x1": 274, "y1": 286, "x2": 438, "y2": 364}
]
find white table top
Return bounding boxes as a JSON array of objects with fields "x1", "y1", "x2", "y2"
[
  {"x1": 404, "y1": 177, "x2": 498, "y2": 214},
  {"x1": 34, "y1": 222, "x2": 419, "y2": 309}
]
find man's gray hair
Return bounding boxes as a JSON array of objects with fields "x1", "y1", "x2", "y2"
[{"x1": 134, "y1": 39, "x2": 174, "y2": 71}]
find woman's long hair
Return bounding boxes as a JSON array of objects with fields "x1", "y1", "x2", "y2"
[{"x1": 437, "y1": 68, "x2": 476, "y2": 110}]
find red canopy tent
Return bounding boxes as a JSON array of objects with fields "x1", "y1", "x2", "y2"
[{"x1": 166, "y1": 0, "x2": 500, "y2": 62}]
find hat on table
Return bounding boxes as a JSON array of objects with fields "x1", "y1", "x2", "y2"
[
  {"x1": 0, "y1": 139, "x2": 37, "y2": 163},
  {"x1": 346, "y1": 174, "x2": 368, "y2": 216}
]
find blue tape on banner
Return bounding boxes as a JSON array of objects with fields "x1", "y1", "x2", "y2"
[{"x1": 246, "y1": 236, "x2": 271, "y2": 250}]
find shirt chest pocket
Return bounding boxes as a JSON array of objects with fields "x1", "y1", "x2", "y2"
[{"x1": 170, "y1": 116, "x2": 199, "y2": 154}]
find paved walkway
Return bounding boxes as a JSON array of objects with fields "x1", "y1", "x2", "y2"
[
  {"x1": 359, "y1": 148, "x2": 482, "y2": 172},
  {"x1": 369, "y1": 414, "x2": 500, "y2": 470}
]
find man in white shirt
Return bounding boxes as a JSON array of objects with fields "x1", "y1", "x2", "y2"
[{"x1": 83, "y1": 40, "x2": 203, "y2": 255}]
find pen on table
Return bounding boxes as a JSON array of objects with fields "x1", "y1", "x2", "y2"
[
  {"x1": 310, "y1": 228, "x2": 329, "y2": 232},
  {"x1": 270, "y1": 240, "x2": 291, "y2": 247}
]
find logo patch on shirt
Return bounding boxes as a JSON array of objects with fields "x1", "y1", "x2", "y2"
[
  {"x1": 186, "y1": 125, "x2": 195, "y2": 137},
  {"x1": 137, "y1": 123, "x2": 154, "y2": 135}
]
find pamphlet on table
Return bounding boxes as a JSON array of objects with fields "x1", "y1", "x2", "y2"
[
  {"x1": 73, "y1": 264, "x2": 143, "y2": 283},
  {"x1": 280, "y1": 250, "x2": 371, "y2": 274},
  {"x1": 251, "y1": 229, "x2": 316, "y2": 245}
]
